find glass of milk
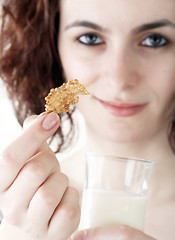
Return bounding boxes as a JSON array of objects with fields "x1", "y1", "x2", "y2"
[{"x1": 79, "y1": 152, "x2": 154, "y2": 231}]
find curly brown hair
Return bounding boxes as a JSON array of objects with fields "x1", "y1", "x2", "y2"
[{"x1": 0, "y1": 0, "x2": 77, "y2": 152}]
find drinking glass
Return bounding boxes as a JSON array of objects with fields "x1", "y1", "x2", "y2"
[{"x1": 79, "y1": 152, "x2": 154, "y2": 231}]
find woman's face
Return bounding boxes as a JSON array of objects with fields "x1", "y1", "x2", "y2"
[{"x1": 58, "y1": 0, "x2": 175, "y2": 143}]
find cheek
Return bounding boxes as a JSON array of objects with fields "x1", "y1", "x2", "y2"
[
  {"x1": 146, "y1": 60, "x2": 175, "y2": 99},
  {"x1": 150, "y1": 66, "x2": 175, "y2": 119},
  {"x1": 160, "y1": 73, "x2": 175, "y2": 103},
  {"x1": 60, "y1": 54, "x2": 97, "y2": 88},
  {"x1": 59, "y1": 40, "x2": 98, "y2": 85}
]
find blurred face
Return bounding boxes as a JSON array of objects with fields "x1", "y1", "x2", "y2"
[{"x1": 58, "y1": 0, "x2": 175, "y2": 143}]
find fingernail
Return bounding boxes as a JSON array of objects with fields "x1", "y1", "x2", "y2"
[
  {"x1": 71, "y1": 230, "x2": 87, "y2": 240},
  {"x1": 42, "y1": 112, "x2": 59, "y2": 130}
]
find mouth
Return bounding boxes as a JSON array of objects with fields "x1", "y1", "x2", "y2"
[{"x1": 96, "y1": 98, "x2": 148, "y2": 117}]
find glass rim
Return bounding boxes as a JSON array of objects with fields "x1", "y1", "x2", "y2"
[{"x1": 85, "y1": 152, "x2": 154, "y2": 165}]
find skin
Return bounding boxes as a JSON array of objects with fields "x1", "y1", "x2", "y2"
[
  {"x1": 59, "y1": 0, "x2": 175, "y2": 145},
  {"x1": 0, "y1": 0, "x2": 175, "y2": 240},
  {"x1": 0, "y1": 113, "x2": 80, "y2": 240},
  {"x1": 58, "y1": 0, "x2": 175, "y2": 239}
]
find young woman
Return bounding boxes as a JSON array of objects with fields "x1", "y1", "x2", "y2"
[{"x1": 0, "y1": 0, "x2": 175, "y2": 239}]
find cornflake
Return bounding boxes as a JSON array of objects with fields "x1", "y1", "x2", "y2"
[{"x1": 45, "y1": 79, "x2": 90, "y2": 114}]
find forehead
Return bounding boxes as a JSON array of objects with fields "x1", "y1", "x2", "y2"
[{"x1": 59, "y1": 0, "x2": 175, "y2": 28}]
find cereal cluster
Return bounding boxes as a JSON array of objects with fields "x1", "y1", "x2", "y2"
[{"x1": 45, "y1": 79, "x2": 90, "y2": 114}]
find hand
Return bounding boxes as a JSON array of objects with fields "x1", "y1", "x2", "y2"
[
  {"x1": 0, "y1": 112, "x2": 80, "y2": 240},
  {"x1": 70, "y1": 225, "x2": 157, "y2": 240}
]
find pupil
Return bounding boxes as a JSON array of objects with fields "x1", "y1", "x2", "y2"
[
  {"x1": 88, "y1": 34, "x2": 96, "y2": 43},
  {"x1": 151, "y1": 35, "x2": 160, "y2": 44}
]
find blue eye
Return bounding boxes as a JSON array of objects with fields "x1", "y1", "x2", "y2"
[
  {"x1": 78, "y1": 33, "x2": 103, "y2": 46},
  {"x1": 142, "y1": 34, "x2": 168, "y2": 48}
]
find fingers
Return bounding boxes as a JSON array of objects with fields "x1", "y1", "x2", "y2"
[
  {"x1": 2, "y1": 149, "x2": 59, "y2": 219},
  {"x1": 0, "y1": 112, "x2": 60, "y2": 191},
  {"x1": 70, "y1": 225, "x2": 157, "y2": 240},
  {"x1": 22, "y1": 114, "x2": 38, "y2": 129},
  {"x1": 49, "y1": 187, "x2": 81, "y2": 240},
  {"x1": 4, "y1": 112, "x2": 60, "y2": 164},
  {"x1": 23, "y1": 114, "x2": 51, "y2": 153},
  {"x1": 0, "y1": 112, "x2": 81, "y2": 240},
  {"x1": 26, "y1": 171, "x2": 69, "y2": 233}
]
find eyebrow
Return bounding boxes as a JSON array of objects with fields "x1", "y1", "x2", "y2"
[
  {"x1": 65, "y1": 19, "x2": 175, "y2": 34},
  {"x1": 65, "y1": 20, "x2": 107, "y2": 32},
  {"x1": 133, "y1": 19, "x2": 175, "y2": 33}
]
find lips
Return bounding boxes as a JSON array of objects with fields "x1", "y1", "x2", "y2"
[{"x1": 96, "y1": 98, "x2": 147, "y2": 117}]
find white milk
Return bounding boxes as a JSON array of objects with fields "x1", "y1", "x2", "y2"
[{"x1": 79, "y1": 188, "x2": 147, "y2": 231}]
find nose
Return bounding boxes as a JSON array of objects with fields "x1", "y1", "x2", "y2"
[{"x1": 102, "y1": 47, "x2": 140, "y2": 91}]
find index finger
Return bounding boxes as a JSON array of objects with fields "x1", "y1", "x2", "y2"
[
  {"x1": 23, "y1": 114, "x2": 52, "y2": 153},
  {"x1": 1, "y1": 112, "x2": 60, "y2": 167}
]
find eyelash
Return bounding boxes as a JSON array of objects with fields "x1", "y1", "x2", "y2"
[
  {"x1": 77, "y1": 32, "x2": 169, "y2": 49},
  {"x1": 141, "y1": 33, "x2": 169, "y2": 48},
  {"x1": 77, "y1": 33, "x2": 103, "y2": 46}
]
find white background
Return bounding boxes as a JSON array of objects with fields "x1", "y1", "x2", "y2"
[
  {"x1": 0, "y1": 4, "x2": 21, "y2": 152},
  {"x1": 0, "y1": 80, "x2": 22, "y2": 152}
]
